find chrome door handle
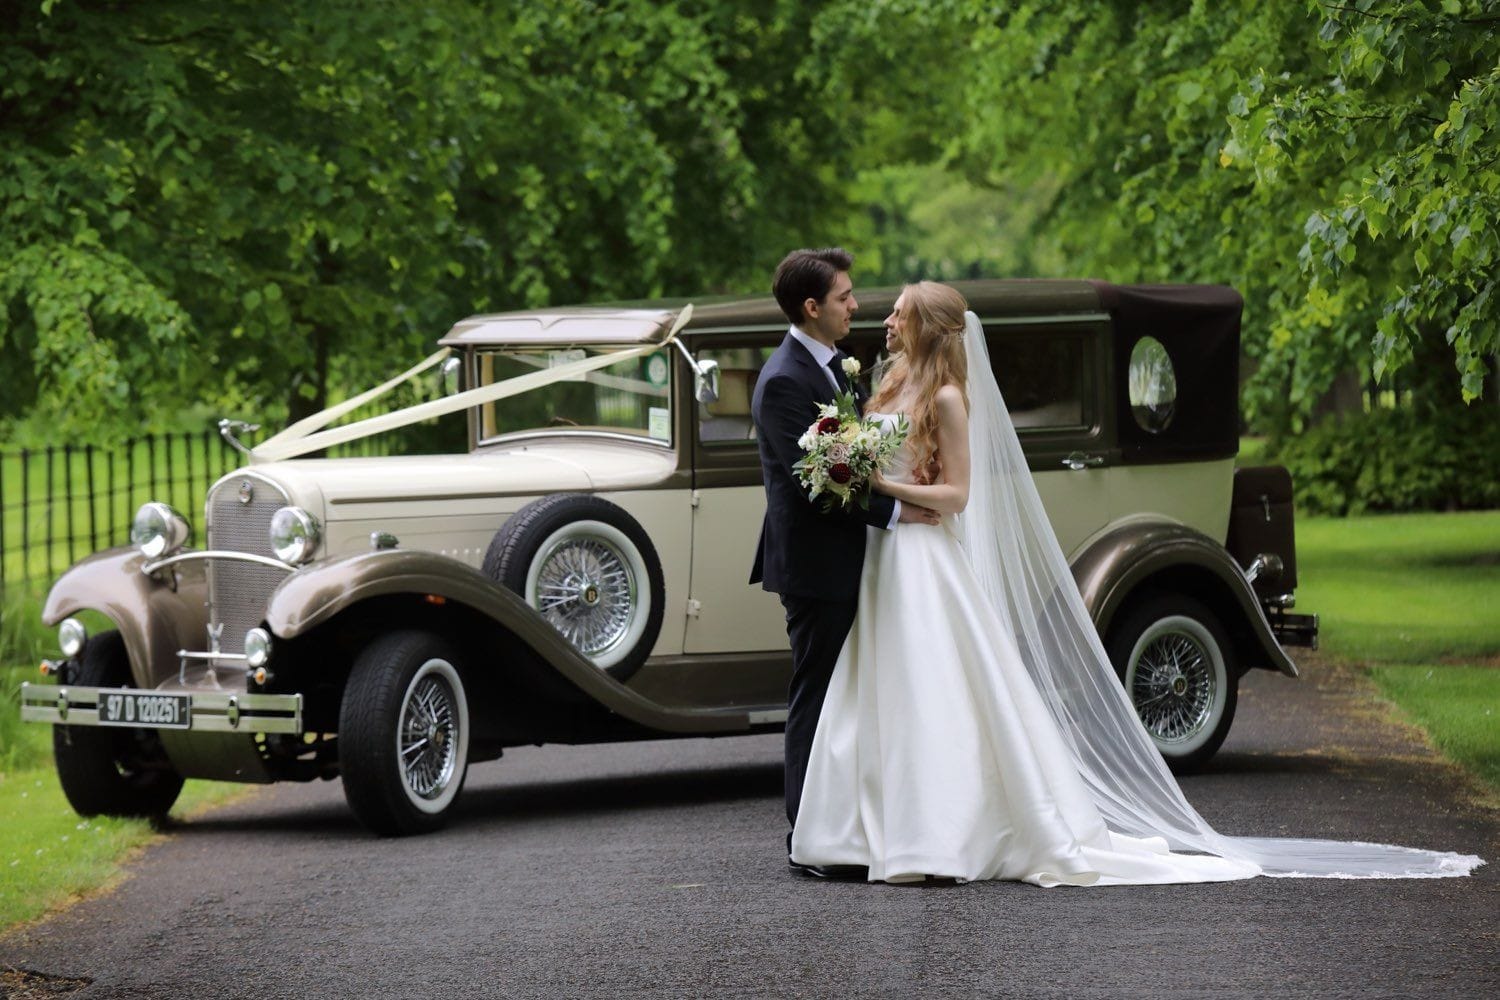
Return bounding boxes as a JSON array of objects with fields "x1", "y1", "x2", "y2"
[{"x1": 1062, "y1": 452, "x2": 1105, "y2": 471}]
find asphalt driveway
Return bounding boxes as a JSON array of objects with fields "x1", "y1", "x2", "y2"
[{"x1": 2, "y1": 655, "x2": 1496, "y2": 999}]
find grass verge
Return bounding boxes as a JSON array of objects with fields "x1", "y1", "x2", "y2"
[
  {"x1": 0, "y1": 772, "x2": 250, "y2": 931},
  {"x1": 1368, "y1": 664, "x2": 1500, "y2": 793},
  {"x1": 1295, "y1": 510, "x2": 1500, "y2": 796},
  {"x1": 1294, "y1": 510, "x2": 1500, "y2": 664}
]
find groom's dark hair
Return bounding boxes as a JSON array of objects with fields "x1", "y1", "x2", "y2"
[{"x1": 773, "y1": 247, "x2": 854, "y2": 326}]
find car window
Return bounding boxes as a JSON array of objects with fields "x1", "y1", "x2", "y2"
[
  {"x1": 988, "y1": 331, "x2": 1087, "y2": 431},
  {"x1": 476, "y1": 348, "x2": 673, "y2": 443},
  {"x1": 696, "y1": 345, "x2": 775, "y2": 446}
]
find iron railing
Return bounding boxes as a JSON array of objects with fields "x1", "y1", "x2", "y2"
[{"x1": 0, "y1": 430, "x2": 389, "y2": 587}]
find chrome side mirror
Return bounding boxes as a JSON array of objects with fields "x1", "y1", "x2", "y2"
[
  {"x1": 667, "y1": 323, "x2": 719, "y2": 405},
  {"x1": 694, "y1": 359, "x2": 720, "y2": 405},
  {"x1": 440, "y1": 355, "x2": 463, "y2": 395}
]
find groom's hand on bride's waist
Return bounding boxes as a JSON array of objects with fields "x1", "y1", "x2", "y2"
[{"x1": 899, "y1": 503, "x2": 941, "y2": 525}]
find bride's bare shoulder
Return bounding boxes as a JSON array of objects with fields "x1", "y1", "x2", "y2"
[{"x1": 935, "y1": 383, "x2": 967, "y2": 415}]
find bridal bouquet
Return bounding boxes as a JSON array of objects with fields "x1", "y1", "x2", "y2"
[{"x1": 793, "y1": 392, "x2": 908, "y2": 512}]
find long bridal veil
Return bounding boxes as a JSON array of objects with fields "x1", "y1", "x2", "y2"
[{"x1": 957, "y1": 311, "x2": 1482, "y2": 878}]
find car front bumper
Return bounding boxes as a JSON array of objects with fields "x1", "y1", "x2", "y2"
[{"x1": 20, "y1": 683, "x2": 303, "y2": 735}]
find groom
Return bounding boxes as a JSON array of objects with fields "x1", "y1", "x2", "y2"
[{"x1": 750, "y1": 247, "x2": 938, "y2": 874}]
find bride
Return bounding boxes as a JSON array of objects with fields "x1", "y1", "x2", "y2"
[{"x1": 788, "y1": 280, "x2": 1484, "y2": 885}]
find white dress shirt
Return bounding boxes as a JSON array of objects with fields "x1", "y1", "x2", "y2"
[
  {"x1": 787, "y1": 326, "x2": 903, "y2": 529},
  {"x1": 788, "y1": 326, "x2": 843, "y2": 394}
]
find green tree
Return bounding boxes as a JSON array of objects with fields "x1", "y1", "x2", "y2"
[
  {"x1": 829, "y1": 0, "x2": 1498, "y2": 433},
  {"x1": 0, "y1": 0, "x2": 873, "y2": 442}
]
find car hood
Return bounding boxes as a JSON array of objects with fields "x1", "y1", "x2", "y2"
[
  {"x1": 220, "y1": 440, "x2": 675, "y2": 527},
  {"x1": 234, "y1": 439, "x2": 677, "y2": 519}
]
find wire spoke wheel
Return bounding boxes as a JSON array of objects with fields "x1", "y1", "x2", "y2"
[
  {"x1": 487, "y1": 496, "x2": 666, "y2": 679},
  {"x1": 1109, "y1": 596, "x2": 1238, "y2": 772},
  {"x1": 340, "y1": 633, "x2": 471, "y2": 836},
  {"x1": 1130, "y1": 631, "x2": 1215, "y2": 744},
  {"x1": 533, "y1": 535, "x2": 637, "y2": 657},
  {"x1": 399, "y1": 671, "x2": 459, "y2": 800}
]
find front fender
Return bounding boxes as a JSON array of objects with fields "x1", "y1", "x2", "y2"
[
  {"x1": 1071, "y1": 520, "x2": 1298, "y2": 677},
  {"x1": 42, "y1": 547, "x2": 210, "y2": 690},
  {"x1": 264, "y1": 550, "x2": 747, "y2": 734}
]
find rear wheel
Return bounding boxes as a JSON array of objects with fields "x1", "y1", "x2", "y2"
[
  {"x1": 1107, "y1": 594, "x2": 1238, "y2": 773},
  {"x1": 339, "y1": 631, "x2": 470, "y2": 836},
  {"x1": 54, "y1": 630, "x2": 184, "y2": 819}
]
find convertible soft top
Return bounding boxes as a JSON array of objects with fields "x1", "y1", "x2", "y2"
[{"x1": 440, "y1": 279, "x2": 1244, "y2": 461}]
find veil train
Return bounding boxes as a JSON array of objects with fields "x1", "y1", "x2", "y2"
[{"x1": 957, "y1": 310, "x2": 1482, "y2": 879}]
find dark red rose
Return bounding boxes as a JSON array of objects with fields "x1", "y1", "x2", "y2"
[
  {"x1": 816, "y1": 416, "x2": 841, "y2": 434},
  {"x1": 829, "y1": 463, "x2": 853, "y2": 484}
]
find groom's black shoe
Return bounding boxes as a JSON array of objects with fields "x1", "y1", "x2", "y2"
[
  {"x1": 798, "y1": 862, "x2": 869, "y2": 881},
  {"x1": 787, "y1": 833, "x2": 868, "y2": 881}
]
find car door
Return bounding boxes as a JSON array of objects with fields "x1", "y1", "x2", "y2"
[
  {"x1": 984, "y1": 316, "x2": 1116, "y2": 557},
  {"x1": 681, "y1": 339, "x2": 788, "y2": 655}
]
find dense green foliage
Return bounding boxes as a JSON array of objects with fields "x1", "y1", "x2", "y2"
[
  {"x1": 1270, "y1": 406, "x2": 1500, "y2": 515},
  {"x1": 825, "y1": 0, "x2": 1498, "y2": 430},
  {"x1": 1, "y1": 0, "x2": 868, "y2": 439},
  {"x1": 1, "y1": 0, "x2": 1495, "y2": 446}
]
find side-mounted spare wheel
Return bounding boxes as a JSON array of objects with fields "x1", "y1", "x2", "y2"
[
  {"x1": 339, "y1": 631, "x2": 471, "y2": 836},
  {"x1": 54, "y1": 630, "x2": 185, "y2": 819},
  {"x1": 1106, "y1": 593, "x2": 1239, "y2": 773},
  {"x1": 483, "y1": 493, "x2": 665, "y2": 681}
]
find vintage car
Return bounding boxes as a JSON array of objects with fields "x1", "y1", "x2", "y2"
[{"x1": 22, "y1": 279, "x2": 1317, "y2": 835}]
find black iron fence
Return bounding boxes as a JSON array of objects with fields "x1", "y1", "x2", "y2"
[{"x1": 0, "y1": 430, "x2": 389, "y2": 588}]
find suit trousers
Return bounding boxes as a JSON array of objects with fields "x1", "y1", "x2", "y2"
[{"x1": 780, "y1": 592, "x2": 859, "y2": 828}]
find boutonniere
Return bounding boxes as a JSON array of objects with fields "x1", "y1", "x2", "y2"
[{"x1": 841, "y1": 356, "x2": 861, "y2": 379}]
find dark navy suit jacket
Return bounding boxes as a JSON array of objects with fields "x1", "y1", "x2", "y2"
[{"x1": 749, "y1": 333, "x2": 895, "y2": 601}]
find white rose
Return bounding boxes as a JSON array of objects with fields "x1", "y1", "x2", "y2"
[{"x1": 841, "y1": 356, "x2": 861, "y2": 378}]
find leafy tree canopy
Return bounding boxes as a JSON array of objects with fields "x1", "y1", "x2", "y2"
[
  {"x1": 0, "y1": 0, "x2": 865, "y2": 441},
  {"x1": 3, "y1": 0, "x2": 1493, "y2": 444},
  {"x1": 828, "y1": 0, "x2": 1497, "y2": 429}
]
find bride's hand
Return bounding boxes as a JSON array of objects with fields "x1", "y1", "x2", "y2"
[{"x1": 871, "y1": 470, "x2": 888, "y2": 491}]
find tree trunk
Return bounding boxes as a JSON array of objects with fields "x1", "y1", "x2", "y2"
[
  {"x1": 1313, "y1": 368, "x2": 1363, "y2": 419},
  {"x1": 284, "y1": 322, "x2": 332, "y2": 454},
  {"x1": 1405, "y1": 325, "x2": 1463, "y2": 414}
]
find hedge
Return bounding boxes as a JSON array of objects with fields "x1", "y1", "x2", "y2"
[{"x1": 1267, "y1": 406, "x2": 1500, "y2": 517}]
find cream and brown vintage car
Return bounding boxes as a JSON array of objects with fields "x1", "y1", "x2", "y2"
[{"x1": 22, "y1": 280, "x2": 1317, "y2": 835}]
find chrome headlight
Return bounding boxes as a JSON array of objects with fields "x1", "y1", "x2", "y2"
[
  {"x1": 244, "y1": 627, "x2": 273, "y2": 668},
  {"x1": 269, "y1": 506, "x2": 320, "y2": 564},
  {"x1": 58, "y1": 618, "x2": 87, "y2": 658},
  {"x1": 130, "y1": 502, "x2": 191, "y2": 559}
]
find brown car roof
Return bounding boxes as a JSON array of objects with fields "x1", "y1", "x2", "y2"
[
  {"x1": 438, "y1": 280, "x2": 1116, "y2": 347},
  {"x1": 437, "y1": 279, "x2": 1243, "y2": 346}
]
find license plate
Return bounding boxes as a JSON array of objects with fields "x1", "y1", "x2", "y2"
[{"x1": 97, "y1": 690, "x2": 191, "y2": 729}]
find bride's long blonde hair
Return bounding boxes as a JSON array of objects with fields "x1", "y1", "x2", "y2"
[{"x1": 867, "y1": 281, "x2": 970, "y2": 483}]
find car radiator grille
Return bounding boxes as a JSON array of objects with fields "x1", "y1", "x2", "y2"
[{"x1": 206, "y1": 476, "x2": 291, "y2": 654}]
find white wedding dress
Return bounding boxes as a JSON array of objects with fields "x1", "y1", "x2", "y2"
[
  {"x1": 790, "y1": 414, "x2": 1261, "y2": 885},
  {"x1": 789, "y1": 312, "x2": 1482, "y2": 886}
]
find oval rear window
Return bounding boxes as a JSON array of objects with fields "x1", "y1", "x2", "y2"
[{"x1": 1128, "y1": 336, "x2": 1176, "y2": 434}]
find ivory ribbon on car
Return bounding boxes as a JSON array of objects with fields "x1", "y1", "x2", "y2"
[
  {"x1": 255, "y1": 347, "x2": 456, "y2": 453},
  {"x1": 249, "y1": 304, "x2": 692, "y2": 464}
]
